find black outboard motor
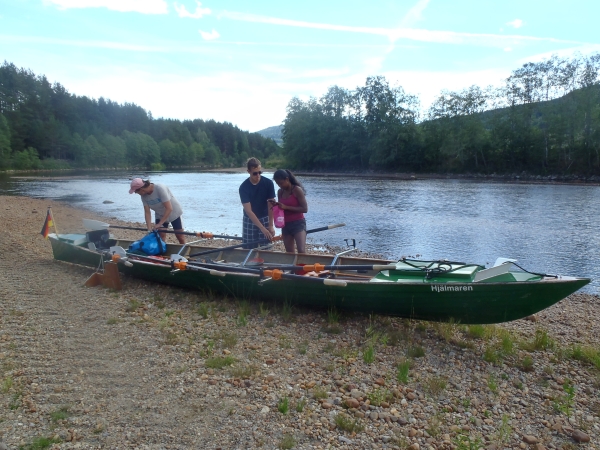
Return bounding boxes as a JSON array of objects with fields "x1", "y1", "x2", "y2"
[{"x1": 86, "y1": 229, "x2": 110, "y2": 249}]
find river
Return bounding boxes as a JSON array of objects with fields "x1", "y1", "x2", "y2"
[{"x1": 2, "y1": 170, "x2": 598, "y2": 293}]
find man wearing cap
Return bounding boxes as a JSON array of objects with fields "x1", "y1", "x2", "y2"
[{"x1": 129, "y1": 178, "x2": 186, "y2": 244}]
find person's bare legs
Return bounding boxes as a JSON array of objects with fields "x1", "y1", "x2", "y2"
[
  {"x1": 174, "y1": 229, "x2": 186, "y2": 245},
  {"x1": 294, "y1": 230, "x2": 306, "y2": 253},
  {"x1": 282, "y1": 234, "x2": 296, "y2": 253},
  {"x1": 158, "y1": 229, "x2": 168, "y2": 242}
]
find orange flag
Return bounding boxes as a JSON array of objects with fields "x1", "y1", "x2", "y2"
[{"x1": 40, "y1": 209, "x2": 53, "y2": 239}]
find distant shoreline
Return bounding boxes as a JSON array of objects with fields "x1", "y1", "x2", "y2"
[
  {"x1": 5, "y1": 167, "x2": 600, "y2": 186},
  {"x1": 208, "y1": 167, "x2": 600, "y2": 186}
]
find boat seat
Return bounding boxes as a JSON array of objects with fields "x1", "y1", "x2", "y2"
[
  {"x1": 473, "y1": 263, "x2": 512, "y2": 282},
  {"x1": 445, "y1": 265, "x2": 480, "y2": 278}
]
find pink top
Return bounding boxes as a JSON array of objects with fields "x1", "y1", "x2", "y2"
[{"x1": 279, "y1": 186, "x2": 304, "y2": 222}]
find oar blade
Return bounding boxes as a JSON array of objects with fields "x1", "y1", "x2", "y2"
[{"x1": 83, "y1": 218, "x2": 110, "y2": 231}]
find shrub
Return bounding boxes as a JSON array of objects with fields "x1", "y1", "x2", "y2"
[
  {"x1": 423, "y1": 376, "x2": 447, "y2": 397},
  {"x1": 312, "y1": 386, "x2": 328, "y2": 399},
  {"x1": 295, "y1": 397, "x2": 307, "y2": 412},
  {"x1": 533, "y1": 329, "x2": 554, "y2": 350},
  {"x1": 279, "y1": 434, "x2": 296, "y2": 450},
  {"x1": 197, "y1": 303, "x2": 209, "y2": 318},
  {"x1": 327, "y1": 307, "x2": 340, "y2": 324},
  {"x1": 520, "y1": 355, "x2": 534, "y2": 372},
  {"x1": 407, "y1": 345, "x2": 425, "y2": 358},
  {"x1": 367, "y1": 388, "x2": 393, "y2": 406},
  {"x1": 50, "y1": 405, "x2": 71, "y2": 422},
  {"x1": 467, "y1": 324, "x2": 486, "y2": 339},
  {"x1": 363, "y1": 345, "x2": 375, "y2": 363},
  {"x1": 334, "y1": 413, "x2": 364, "y2": 433},
  {"x1": 397, "y1": 359, "x2": 411, "y2": 384},
  {"x1": 483, "y1": 347, "x2": 500, "y2": 364},
  {"x1": 278, "y1": 397, "x2": 289, "y2": 414},
  {"x1": 205, "y1": 356, "x2": 235, "y2": 369}
]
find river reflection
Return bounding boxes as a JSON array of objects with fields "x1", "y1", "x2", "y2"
[{"x1": 2, "y1": 171, "x2": 598, "y2": 293}]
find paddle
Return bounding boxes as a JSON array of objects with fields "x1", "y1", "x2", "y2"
[
  {"x1": 260, "y1": 263, "x2": 399, "y2": 272},
  {"x1": 104, "y1": 247, "x2": 227, "y2": 277},
  {"x1": 187, "y1": 223, "x2": 346, "y2": 258},
  {"x1": 83, "y1": 218, "x2": 243, "y2": 240},
  {"x1": 188, "y1": 237, "x2": 280, "y2": 257},
  {"x1": 173, "y1": 261, "x2": 347, "y2": 287}
]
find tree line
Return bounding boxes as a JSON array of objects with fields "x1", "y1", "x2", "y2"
[
  {"x1": 282, "y1": 53, "x2": 600, "y2": 175},
  {"x1": 0, "y1": 61, "x2": 281, "y2": 170}
]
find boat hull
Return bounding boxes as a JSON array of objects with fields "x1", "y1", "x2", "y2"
[{"x1": 48, "y1": 234, "x2": 590, "y2": 324}]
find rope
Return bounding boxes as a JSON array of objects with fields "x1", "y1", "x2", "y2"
[{"x1": 510, "y1": 262, "x2": 557, "y2": 279}]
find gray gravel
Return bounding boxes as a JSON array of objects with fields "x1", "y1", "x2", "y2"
[{"x1": 0, "y1": 195, "x2": 598, "y2": 450}]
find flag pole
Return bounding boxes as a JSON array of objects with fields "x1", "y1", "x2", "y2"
[{"x1": 49, "y1": 206, "x2": 60, "y2": 236}]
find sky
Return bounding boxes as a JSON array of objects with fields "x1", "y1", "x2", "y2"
[{"x1": 1, "y1": 0, "x2": 600, "y2": 133}]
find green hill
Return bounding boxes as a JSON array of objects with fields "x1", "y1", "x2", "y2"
[
  {"x1": 256, "y1": 125, "x2": 282, "y2": 146},
  {"x1": 0, "y1": 62, "x2": 281, "y2": 170},
  {"x1": 281, "y1": 55, "x2": 600, "y2": 176}
]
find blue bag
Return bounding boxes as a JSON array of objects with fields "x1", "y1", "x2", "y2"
[{"x1": 128, "y1": 231, "x2": 167, "y2": 256}]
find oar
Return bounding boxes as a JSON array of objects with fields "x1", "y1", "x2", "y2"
[
  {"x1": 173, "y1": 261, "x2": 347, "y2": 286},
  {"x1": 261, "y1": 263, "x2": 399, "y2": 272},
  {"x1": 261, "y1": 269, "x2": 347, "y2": 286},
  {"x1": 188, "y1": 237, "x2": 281, "y2": 257},
  {"x1": 187, "y1": 223, "x2": 346, "y2": 258},
  {"x1": 103, "y1": 246, "x2": 226, "y2": 276},
  {"x1": 304, "y1": 223, "x2": 346, "y2": 234},
  {"x1": 83, "y1": 218, "x2": 243, "y2": 240}
]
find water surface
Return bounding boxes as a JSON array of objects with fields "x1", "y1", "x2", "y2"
[{"x1": 2, "y1": 170, "x2": 598, "y2": 293}]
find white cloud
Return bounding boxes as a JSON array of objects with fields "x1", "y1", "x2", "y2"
[
  {"x1": 516, "y1": 44, "x2": 600, "y2": 64},
  {"x1": 61, "y1": 67, "x2": 293, "y2": 131},
  {"x1": 21, "y1": 48, "x2": 599, "y2": 133},
  {"x1": 219, "y1": 11, "x2": 580, "y2": 47},
  {"x1": 199, "y1": 29, "x2": 220, "y2": 40},
  {"x1": 504, "y1": 47, "x2": 512, "y2": 52},
  {"x1": 0, "y1": 34, "x2": 404, "y2": 52},
  {"x1": 506, "y1": 19, "x2": 524, "y2": 29},
  {"x1": 255, "y1": 64, "x2": 294, "y2": 75},
  {"x1": 363, "y1": 55, "x2": 387, "y2": 74},
  {"x1": 381, "y1": 68, "x2": 510, "y2": 109},
  {"x1": 400, "y1": 0, "x2": 430, "y2": 28},
  {"x1": 296, "y1": 68, "x2": 351, "y2": 79},
  {"x1": 174, "y1": 1, "x2": 211, "y2": 19},
  {"x1": 0, "y1": 34, "x2": 219, "y2": 53},
  {"x1": 43, "y1": 0, "x2": 168, "y2": 14}
]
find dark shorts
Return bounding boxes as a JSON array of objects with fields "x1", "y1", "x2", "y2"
[
  {"x1": 156, "y1": 216, "x2": 183, "y2": 230},
  {"x1": 282, "y1": 218, "x2": 306, "y2": 237}
]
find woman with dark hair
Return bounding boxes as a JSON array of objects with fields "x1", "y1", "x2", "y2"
[
  {"x1": 128, "y1": 178, "x2": 186, "y2": 244},
  {"x1": 270, "y1": 169, "x2": 308, "y2": 253}
]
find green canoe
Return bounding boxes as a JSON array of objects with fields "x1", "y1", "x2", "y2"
[{"x1": 48, "y1": 233, "x2": 590, "y2": 324}]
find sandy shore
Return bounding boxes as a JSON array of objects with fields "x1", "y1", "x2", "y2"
[{"x1": 0, "y1": 195, "x2": 598, "y2": 449}]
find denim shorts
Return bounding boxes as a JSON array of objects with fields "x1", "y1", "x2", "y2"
[{"x1": 282, "y1": 218, "x2": 306, "y2": 236}]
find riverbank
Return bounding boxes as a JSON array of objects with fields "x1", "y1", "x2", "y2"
[
  {"x1": 0, "y1": 195, "x2": 598, "y2": 449},
  {"x1": 6, "y1": 167, "x2": 600, "y2": 186},
  {"x1": 200, "y1": 167, "x2": 600, "y2": 185}
]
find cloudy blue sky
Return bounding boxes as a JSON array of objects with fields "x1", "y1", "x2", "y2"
[{"x1": 2, "y1": 0, "x2": 599, "y2": 132}]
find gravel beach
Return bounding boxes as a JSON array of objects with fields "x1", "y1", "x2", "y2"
[{"x1": 0, "y1": 194, "x2": 598, "y2": 450}]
